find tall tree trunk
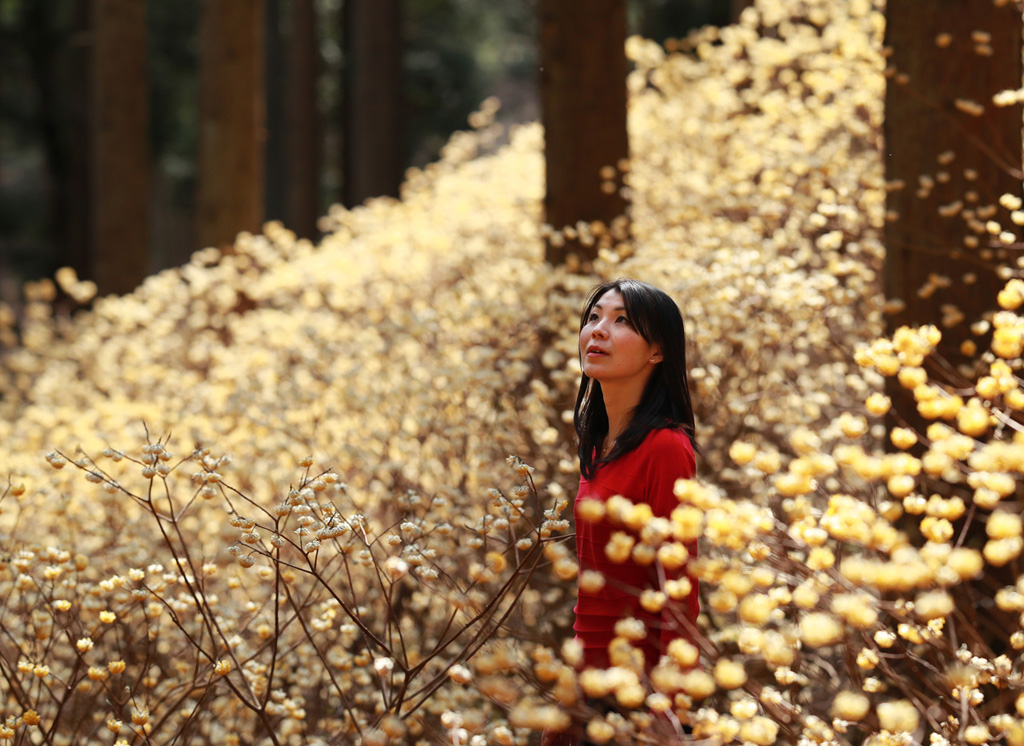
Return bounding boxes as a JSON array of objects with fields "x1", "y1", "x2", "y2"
[
  {"x1": 883, "y1": 0, "x2": 1022, "y2": 376},
  {"x1": 286, "y1": 0, "x2": 321, "y2": 239},
  {"x1": 91, "y1": 0, "x2": 149, "y2": 295},
  {"x1": 64, "y1": 0, "x2": 93, "y2": 283},
  {"x1": 23, "y1": 0, "x2": 88, "y2": 281},
  {"x1": 883, "y1": 0, "x2": 1024, "y2": 657},
  {"x1": 197, "y1": 0, "x2": 266, "y2": 251},
  {"x1": 264, "y1": 0, "x2": 287, "y2": 225},
  {"x1": 342, "y1": 0, "x2": 402, "y2": 208},
  {"x1": 539, "y1": 0, "x2": 629, "y2": 267}
]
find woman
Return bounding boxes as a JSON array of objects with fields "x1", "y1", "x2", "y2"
[{"x1": 546, "y1": 278, "x2": 701, "y2": 745}]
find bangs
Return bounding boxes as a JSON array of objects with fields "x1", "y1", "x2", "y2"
[{"x1": 615, "y1": 281, "x2": 655, "y2": 343}]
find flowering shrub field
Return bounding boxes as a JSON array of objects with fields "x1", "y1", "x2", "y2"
[{"x1": 3, "y1": 0, "x2": 1024, "y2": 743}]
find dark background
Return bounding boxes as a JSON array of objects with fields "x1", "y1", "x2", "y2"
[{"x1": 0, "y1": 0, "x2": 743, "y2": 301}]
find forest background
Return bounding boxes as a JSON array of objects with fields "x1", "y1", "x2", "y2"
[
  {"x1": 0, "y1": 0, "x2": 745, "y2": 299},
  {"x1": 4, "y1": 0, "x2": 1024, "y2": 744}
]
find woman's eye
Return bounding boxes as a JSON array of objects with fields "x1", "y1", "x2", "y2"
[{"x1": 616, "y1": 316, "x2": 630, "y2": 324}]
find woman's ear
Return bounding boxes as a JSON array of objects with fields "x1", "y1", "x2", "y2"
[{"x1": 648, "y1": 346, "x2": 664, "y2": 364}]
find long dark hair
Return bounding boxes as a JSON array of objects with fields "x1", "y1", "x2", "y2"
[{"x1": 574, "y1": 278, "x2": 699, "y2": 479}]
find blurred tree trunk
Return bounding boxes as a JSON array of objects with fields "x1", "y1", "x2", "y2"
[
  {"x1": 20, "y1": 0, "x2": 88, "y2": 280},
  {"x1": 64, "y1": 0, "x2": 92, "y2": 282},
  {"x1": 883, "y1": 0, "x2": 1022, "y2": 379},
  {"x1": 883, "y1": 1, "x2": 1023, "y2": 648},
  {"x1": 265, "y1": 0, "x2": 286, "y2": 225},
  {"x1": 91, "y1": 0, "x2": 149, "y2": 295},
  {"x1": 286, "y1": 0, "x2": 321, "y2": 238},
  {"x1": 197, "y1": 0, "x2": 266, "y2": 251},
  {"x1": 539, "y1": 0, "x2": 629, "y2": 267},
  {"x1": 342, "y1": 0, "x2": 402, "y2": 207}
]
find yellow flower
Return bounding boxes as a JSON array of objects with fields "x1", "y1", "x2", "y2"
[
  {"x1": 714, "y1": 658, "x2": 747, "y2": 689},
  {"x1": 890, "y1": 427, "x2": 917, "y2": 450},
  {"x1": 730, "y1": 698, "x2": 758, "y2": 720},
  {"x1": 887, "y1": 474, "x2": 915, "y2": 498},
  {"x1": 856, "y1": 648, "x2": 878, "y2": 669},
  {"x1": 831, "y1": 592, "x2": 877, "y2": 629},
  {"x1": 877, "y1": 700, "x2": 919, "y2": 733},
  {"x1": 753, "y1": 451, "x2": 782, "y2": 475},
  {"x1": 957, "y1": 399, "x2": 991, "y2": 437},
  {"x1": 999, "y1": 279, "x2": 1024, "y2": 310},
  {"x1": 832, "y1": 691, "x2": 870, "y2": 720},
  {"x1": 762, "y1": 632, "x2": 795, "y2": 667},
  {"x1": 729, "y1": 441, "x2": 757, "y2": 465},
  {"x1": 738, "y1": 717, "x2": 779, "y2": 746},
  {"x1": 988, "y1": 511, "x2": 1023, "y2": 539},
  {"x1": 508, "y1": 703, "x2": 571, "y2": 731},
  {"x1": 799, "y1": 612, "x2": 844, "y2": 648},
  {"x1": 807, "y1": 547, "x2": 835, "y2": 571},
  {"x1": 775, "y1": 472, "x2": 814, "y2": 497},
  {"x1": 838, "y1": 412, "x2": 868, "y2": 438},
  {"x1": 946, "y1": 548, "x2": 984, "y2": 580},
  {"x1": 792, "y1": 582, "x2": 820, "y2": 609},
  {"x1": 738, "y1": 593, "x2": 774, "y2": 626},
  {"x1": 585, "y1": 721, "x2": 616, "y2": 743},
  {"x1": 898, "y1": 366, "x2": 927, "y2": 389},
  {"x1": 709, "y1": 588, "x2": 738, "y2": 613},
  {"x1": 914, "y1": 590, "x2": 953, "y2": 621},
  {"x1": 639, "y1": 590, "x2": 666, "y2": 613},
  {"x1": 665, "y1": 577, "x2": 692, "y2": 599},
  {"x1": 984, "y1": 537, "x2": 1023, "y2": 566},
  {"x1": 670, "y1": 505, "x2": 704, "y2": 542},
  {"x1": 604, "y1": 532, "x2": 634, "y2": 564},
  {"x1": 865, "y1": 393, "x2": 892, "y2": 416},
  {"x1": 579, "y1": 570, "x2": 605, "y2": 593},
  {"x1": 656, "y1": 542, "x2": 689, "y2": 570},
  {"x1": 667, "y1": 638, "x2": 700, "y2": 668},
  {"x1": 576, "y1": 498, "x2": 605, "y2": 523},
  {"x1": 680, "y1": 669, "x2": 715, "y2": 699}
]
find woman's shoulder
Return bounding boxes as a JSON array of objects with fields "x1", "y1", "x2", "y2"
[
  {"x1": 641, "y1": 426, "x2": 694, "y2": 455},
  {"x1": 638, "y1": 426, "x2": 697, "y2": 472}
]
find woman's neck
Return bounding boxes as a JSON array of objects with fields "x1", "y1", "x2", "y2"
[{"x1": 601, "y1": 381, "x2": 643, "y2": 453}]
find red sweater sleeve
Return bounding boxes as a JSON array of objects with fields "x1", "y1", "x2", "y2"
[{"x1": 643, "y1": 430, "x2": 700, "y2": 656}]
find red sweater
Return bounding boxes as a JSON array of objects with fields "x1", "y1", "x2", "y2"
[{"x1": 573, "y1": 427, "x2": 699, "y2": 670}]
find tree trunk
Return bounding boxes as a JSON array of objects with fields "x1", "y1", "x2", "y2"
[
  {"x1": 883, "y1": 0, "x2": 1024, "y2": 660},
  {"x1": 342, "y1": 0, "x2": 402, "y2": 208},
  {"x1": 539, "y1": 0, "x2": 629, "y2": 267},
  {"x1": 883, "y1": 0, "x2": 1022, "y2": 376},
  {"x1": 264, "y1": 0, "x2": 286, "y2": 225},
  {"x1": 91, "y1": 0, "x2": 150, "y2": 295},
  {"x1": 197, "y1": 0, "x2": 266, "y2": 251},
  {"x1": 286, "y1": 0, "x2": 321, "y2": 239}
]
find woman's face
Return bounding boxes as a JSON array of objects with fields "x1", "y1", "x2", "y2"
[{"x1": 579, "y1": 289, "x2": 662, "y2": 386}]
